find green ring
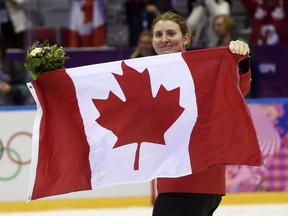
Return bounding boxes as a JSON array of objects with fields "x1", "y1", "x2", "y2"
[
  {"x1": 0, "y1": 139, "x2": 4, "y2": 160},
  {"x1": 0, "y1": 147, "x2": 22, "y2": 181}
]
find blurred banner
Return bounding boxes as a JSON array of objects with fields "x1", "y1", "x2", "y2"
[
  {"x1": 251, "y1": 44, "x2": 288, "y2": 98},
  {"x1": 67, "y1": 0, "x2": 106, "y2": 47},
  {"x1": 227, "y1": 99, "x2": 288, "y2": 193},
  {"x1": 0, "y1": 99, "x2": 288, "y2": 202}
]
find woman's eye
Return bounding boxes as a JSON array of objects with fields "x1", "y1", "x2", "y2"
[
  {"x1": 167, "y1": 31, "x2": 175, "y2": 36},
  {"x1": 155, "y1": 32, "x2": 162, "y2": 38}
]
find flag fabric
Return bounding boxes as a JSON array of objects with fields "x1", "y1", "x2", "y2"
[
  {"x1": 27, "y1": 47, "x2": 262, "y2": 201},
  {"x1": 67, "y1": 0, "x2": 106, "y2": 47}
]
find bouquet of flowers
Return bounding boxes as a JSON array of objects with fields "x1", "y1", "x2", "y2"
[{"x1": 24, "y1": 40, "x2": 69, "y2": 80}]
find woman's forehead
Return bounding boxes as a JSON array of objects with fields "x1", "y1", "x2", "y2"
[{"x1": 153, "y1": 20, "x2": 180, "y2": 31}]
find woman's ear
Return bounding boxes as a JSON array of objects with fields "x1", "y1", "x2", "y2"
[{"x1": 183, "y1": 33, "x2": 190, "y2": 47}]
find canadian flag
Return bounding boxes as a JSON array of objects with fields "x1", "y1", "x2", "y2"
[
  {"x1": 27, "y1": 48, "x2": 262, "y2": 201},
  {"x1": 67, "y1": 0, "x2": 106, "y2": 47}
]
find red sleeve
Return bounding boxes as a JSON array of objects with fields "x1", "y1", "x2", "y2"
[
  {"x1": 239, "y1": 69, "x2": 251, "y2": 96},
  {"x1": 240, "y1": 0, "x2": 258, "y2": 14}
]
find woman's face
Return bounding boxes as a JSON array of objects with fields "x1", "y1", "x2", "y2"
[{"x1": 152, "y1": 20, "x2": 189, "y2": 55}]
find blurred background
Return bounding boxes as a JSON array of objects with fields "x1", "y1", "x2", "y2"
[{"x1": 1, "y1": 0, "x2": 288, "y2": 100}]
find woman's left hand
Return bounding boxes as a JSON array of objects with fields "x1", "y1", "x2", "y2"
[{"x1": 229, "y1": 40, "x2": 250, "y2": 55}]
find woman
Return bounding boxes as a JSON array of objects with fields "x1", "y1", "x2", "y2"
[
  {"x1": 150, "y1": 11, "x2": 250, "y2": 216},
  {"x1": 130, "y1": 30, "x2": 156, "y2": 58}
]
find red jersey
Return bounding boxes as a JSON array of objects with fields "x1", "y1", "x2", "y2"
[{"x1": 241, "y1": 0, "x2": 288, "y2": 44}]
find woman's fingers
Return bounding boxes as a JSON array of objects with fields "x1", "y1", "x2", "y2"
[{"x1": 229, "y1": 40, "x2": 250, "y2": 55}]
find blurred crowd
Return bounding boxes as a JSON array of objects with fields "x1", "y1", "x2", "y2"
[
  {"x1": 126, "y1": 0, "x2": 288, "y2": 48},
  {"x1": 0, "y1": 0, "x2": 288, "y2": 105}
]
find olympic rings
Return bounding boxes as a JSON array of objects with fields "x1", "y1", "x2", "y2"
[
  {"x1": 0, "y1": 147, "x2": 22, "y2": 181},
  {"x1": 0, "y1": 131, "x2": 32, "y2": 181},
  {"x1": 7, "y1": 132, "x2": 32, "y2": 165}
]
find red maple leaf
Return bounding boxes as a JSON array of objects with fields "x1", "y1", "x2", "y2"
[{"x1": 92, "y1": 61, "x2": 184, "y2": 170}]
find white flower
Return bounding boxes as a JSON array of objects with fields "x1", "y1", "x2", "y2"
[
  {"x1": 43, "y1": 46, "x2": 50, "y2": 51},
  {"x1": 30, "y1": 47, "x2": 42, "y2": 56}
]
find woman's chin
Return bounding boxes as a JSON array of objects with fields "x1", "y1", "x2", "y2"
[{"x1": 157, "y1": 49, "x2": 174, "y2": 55}]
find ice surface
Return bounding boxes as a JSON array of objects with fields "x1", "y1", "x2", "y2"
[{"x1": 0, "y1": 204, "x2": 288, "y2": 216}]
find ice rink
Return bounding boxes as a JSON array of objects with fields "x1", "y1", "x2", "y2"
[{"x1": 0, "y1": 204, "x2": 288, "y2": 216}]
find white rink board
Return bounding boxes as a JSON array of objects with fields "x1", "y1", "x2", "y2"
[{"x1": 0, "y1": 107, "x2": 150, "y2": 202}]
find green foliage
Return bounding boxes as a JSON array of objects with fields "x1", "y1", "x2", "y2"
[{"x1": 24, "y1": 40, "x2": 69, "y2": 80}]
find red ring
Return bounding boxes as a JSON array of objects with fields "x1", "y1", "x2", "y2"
[{"x1": 7, "y1": 132, "x2": 32, "y2": 165}]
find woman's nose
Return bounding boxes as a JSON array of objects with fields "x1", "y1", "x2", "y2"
[{"x1": 161, "y1": 34, "x2": 169, "y2": 43}]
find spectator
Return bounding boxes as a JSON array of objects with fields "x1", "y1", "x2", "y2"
[
  {"x1": 213, "y1": 14, "x2": 260, "y2": 98},
  {"x1": 130, "y1": 30, "x2": 156, "y2": 58},
  {"x1": 213, "y1": 14, "x2": 235, "y2": 47},
  {"x1": 186, "y1": 0, "x2": 231, "y2": 47},
  {"x1": 241, "y1": 0, "x2": 288, "y2": 45},
  {"x1": 187, "y1": 0, "x2": 195, "y2": 15},
  {"x1": 0, "y1": 37, "x2": 31, "y2": 105},
  {"x1": 125, "y1": 0, "x2": 176, "y2": 47},
  {"x1": 187, "y1": 0, "x2": 231, "y2": 14},
  {"x1": 0, "y1": 0, "x2": 31, "y2": 48}
]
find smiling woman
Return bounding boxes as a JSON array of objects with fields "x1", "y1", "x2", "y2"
[{"x1": 150, "y1": 11, "x2": 252, "y2": 216}]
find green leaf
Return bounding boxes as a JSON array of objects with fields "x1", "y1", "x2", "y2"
[
  {"x1": 31, "y1": 58, "x2": 42, "y2": 67},
  {"x1": 32, "y1": 71, "x2": 41, "y2": 80},
  {"x1": 41, "y1": 57, "x2": 46, "y2": 65}
]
